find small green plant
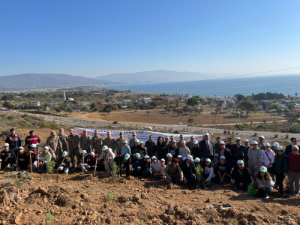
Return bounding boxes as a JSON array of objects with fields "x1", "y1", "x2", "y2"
[
  {"x1": 14, "y1": 176, "x2": 28, "y2": 198},
  {"x1": 45, "y1": 209, "x2": 53, "y2": 224},
  {"x1": 46, "y1": 155, "x2": 55, "y2": 173},
  {"x1": 7, "y1": 115, "x2": 16, "y2": 120},
  {"x1": 108, "y1": 191, "x2": 114, "y2": 202},
  {"x1": 111, "y1": 162, "x2": 120, "y2": 178},
  {"x1": 233, "y1": 218, "x2": 238, "y2": 224},
  {"x1": 138, "y1": 220, "x2": 145, "y2": 225}
]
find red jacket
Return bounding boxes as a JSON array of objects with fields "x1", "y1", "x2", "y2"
[
  {"x1": 288, "y1": 153, "x2": 300, "y2": 173},
  {"x1": 25, "y1": 135, "x2": 40, "y2": 146},
  {"x1": 89, "y1": 154, "x2": 100, "y2": 164},
  {"x1": 27, "y1": 149, "x2": 38, "y2": 164}
]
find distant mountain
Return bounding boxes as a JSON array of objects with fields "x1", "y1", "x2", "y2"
[
  {"x1": 0, "y1": 73, "x2": 116, "y2": 90},
  {"x1": 96, "y1": 70, "x2": 213, "y2": 83}
]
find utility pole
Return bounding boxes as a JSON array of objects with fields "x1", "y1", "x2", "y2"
[{"x1": 239, "y1": 112, "x2": 241, "y2": 124}]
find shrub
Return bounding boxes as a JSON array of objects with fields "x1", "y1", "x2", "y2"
[
  {"x1": 111, "y1": 162, "x2": 120, "y2": 178},
  {"x1": 188, "y1": 118, "x2": 194, "y2": 124},
  {"x1": 108, "y1": 191, "x2": 114, "y2": 202},
  {"x1": 46, "y1": 155, "x2": 55, "y2": 173},
  {"x1": 7, "y1": 115, "x2": 15, "y2": 120}
]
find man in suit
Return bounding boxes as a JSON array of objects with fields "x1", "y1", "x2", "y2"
[
  {"x1": 285, "y1": 137, "x2": 300, "y2": 156},
  {"x1": 199, "y1": 133, "x2": 215, "y2": 161}
]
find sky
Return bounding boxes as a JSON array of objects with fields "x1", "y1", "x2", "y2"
[{"x1": 0, "y1": 0, "x2": 300, "y2": 77}]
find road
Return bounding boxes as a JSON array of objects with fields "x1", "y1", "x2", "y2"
[{"x1": 8, "y1": 110, "x2": 300, "y2": 139}]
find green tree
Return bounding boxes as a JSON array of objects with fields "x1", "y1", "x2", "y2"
[
  {"x1": 288, "y1": 105, "x2": 295, "y2": 110},
  {"x1": 187, "y1": 98, "x2": 199, "y2": 106},
  {"x1": 239, "y1": 100, "x2": 257, "y2": 116},
  {"x1": 3, "y1": 101, "x2": 15, "y2": 110},
  {"x1": 269, "y1": 104, "x2": 280, "y2": 111},
  {"x1": 188, "y1": 118, "x2": 194, "y2": 124}
]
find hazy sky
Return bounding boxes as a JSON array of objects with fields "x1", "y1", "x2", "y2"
[{"x1": 1, "y1": 0, "x2": 300, "y2": 77}]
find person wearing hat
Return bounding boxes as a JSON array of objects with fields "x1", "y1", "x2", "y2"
[
  {"x1": 164, "y1": 137, "x2": 170, "y2": 147},
  {"x1": 97, "y1": 145, "x2": 115, "y2": 176},
  {"x1": 153, "y1": 158, "x2": 166, "y2": 180},
  {"x1": 203, "y1": 158, "x2": 214, "y2": 186},
  {"x1": 132, "y1": 153, "x2": 143, "y2": 176},
  {"x1": 139, "y1": 141, "x2": 147, "y2": 156},
  {"x1": 219, "y1": 141, "x2": 232, "y2": 169},
  {"x1": 181, "y1": 155, "x2": 197, "y2": 187},
  {"x1": 156, "y1": 136, "x2": 168, "y2": 160},
  {"x1": 129, "y1": 132, "x2": 137, "y2": 148},
  {"x1": 25, "y1": 130, "x2": 41, "y2": 150},
  {"x1": 285, "y1": 137, "x2": 300, "y2": 156},
  {"x1": 166, "y1": 153, "x2": 173, "y2": 165},
  {"x1": 231, "y1": 160, "x2": 252, "y2": 191},
  {"x1": 145, "y1": 135, "x2": 156, "y2": 158},
  {"x1": 121, "y1": 140, "x2": 131, "y2": 155},
  {"x1": 273, "y1": 146, "x2": 288, "y2": 196},
  {"x1": 68, "y1": 128, "x2": 80, "y2": 168},
  {"x1": 214, "y1": 137, "x2": 221, "y2": 155},
  {"x1": 225, "y1": 138, "x2": 234, "y2": 152},
  {"x1": 287, "y1": 145, "x2": 300, "y2": 196},
  {"x1": 103, "y1": 131, "x2": 116, "y2": 152},
  {"x1": 151, "y1": 156, "x2": 161, "y2": 174},
  {"x1": 232, "y1": 137, "x2": 246, "y2": 170},
  {"x1": 244, "y1": 139, "x2": 250, "y2": 168},
  {"x1": 213, "y1": 153, "x2": 220, "y2": 175},
  {"x1": 141, "y1": 155, "x2": 152, "y2": 178},
  {"x1": 248, "y1": 141, "x2": 263, "y2": 179},
  {"x1": 271, "y1": 142, "x2": 279, "y2": 154},
  {"x1": 199, "y1": 133, "x2": 215, "y2": 162},
  {"x1": 169, "y1": 135, "x2": 176, "y2": 148},
  {"x1": 58, "y1": 128, "x2": 68, "y2": 153},
  {"x1": 46, "y1": 130, "x2": 62, "y2": 168},
  {"x1": 261, "y1": 142, "x2": 275, "y2": 176},
  {"x1": 168, "y1": 140, "x2": 179, "y2": 159},
  {"x1": 114, "y1": 153, "x2": 131, "y2": 177},
  {"x1": 28, "y1": 144, "x2": 38, "y2": 171},
  {"x1": 116, "y1": 132, "x2": 126, "y2": 155},
  {"x1": 35, "y1": 146, "x2": 52, "y2": 173},
  {"x1": 187, "y1": 136, "x2": 195, "y2": 151},
  {"x1": 1, "y1": 143, "x2": 15, "y2": 170},
  {"x1": 176, "y1": 134, "x2": 184, "y2": 149},
  {"x1": 255, "y1": 166, "x2": 275, "y2": 199},
  {"x1": 191, "y1": 140, "x2": 200, "y2": 159},
  {"x1": 179, "y1": 140, "x2": 190, "y2": 158},
  {"x1": 165, "y1": 158, "x2": 184, "y2": 185},
  {"x1": 78, "y1": 150, "x2": 91, "y2": 172},
  {"x1": 258, "y1": 136, "x2": 265, "y2": 150},
  {"x1": 92, "y1": 130, "x2": 104, "y2": 155},
  {"x1": 16, "y1": 147, "x2": 28, "y2": 171},
  {"x1": 131, "y1": 139, "x2": 141, "y2": 159},
  {"x1": 194, "y1": 157, "x2": 204, "y2": 188},
  {"x1": 177, "y1": 155, "x2": 183, "y2": 164},
  {"x1": 87, "y1": 151, "x2": 101, "y2": 170},
  {"x1": 57, "y1": 151, "x2": 71, "y2": 174},
  {"x1": 214, "y1": 156, "x2": 230, "y2": 183},
  {"x1": 5, "y1": 128, "x2": 22, "y2": 155},
  {"x1": 80, "y1": 129, "x2": 92, "y2": 153}
]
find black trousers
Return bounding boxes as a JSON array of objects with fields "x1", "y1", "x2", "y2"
[
  {"x1": 1, "y1": 158, "x2": 15, "y2": 169},
  {"x1": 257, "y1": 187, "x2": 271, "y2": 198},
  {"x1": 275, "y1": 172, "x2": 285, "y2": 193}
]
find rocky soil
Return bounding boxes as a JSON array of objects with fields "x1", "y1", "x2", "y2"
[{"x1": 0, "y1": 170, "x2": 300, "y2": 225}]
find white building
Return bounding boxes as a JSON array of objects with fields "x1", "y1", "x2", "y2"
[
  {"x1": 31, "y1": 101, "x2": 41, "y2": 106},
  {"x1": 122, "y1": 100, "x2": 132, "y2": 105},
  {"x1": 49, "y1": 101, "x2": 57, "y2": 107}
]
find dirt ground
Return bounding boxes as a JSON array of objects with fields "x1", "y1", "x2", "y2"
[{"x1": 0, "y1": 169, "x2": 299, "y2": 225}]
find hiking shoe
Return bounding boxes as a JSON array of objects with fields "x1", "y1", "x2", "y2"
[
  {"x1": 223, "y1": 203, "x2": 235, "y2": 207},
  {"x1": 263, "y1": 195, "x2": 269, "y2": 200},
  {"x1": 205, "y1": 198, "x2": 210, "y2": 203}
]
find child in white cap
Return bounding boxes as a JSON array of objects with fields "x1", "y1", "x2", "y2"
[
  {"x1": 214, "y1": 156, "x2": 230, "y2": 183},
  {"x1": 203, "y1": 158, "x2": 214, "y2": 186},
  {"x1": 58, "y1": 151, "x2": 71, "y2": 174},
  {"x1": 132, "y1": 153, "x2": 143, "y2": 176},
  {"x1": 78, "y1": 150, "x2": 91, "y2": 172},
  {"x1": 255, "y1": 166, "x2": 274, "y2": 199},
  {"x1": 154, "y1": 158, "x2": 166, "y2": 180}
]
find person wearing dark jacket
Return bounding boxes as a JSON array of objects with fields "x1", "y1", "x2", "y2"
[
  {"x1": 16, "y1": 147, "x2": 28, "y2": 171},
  {"x1": 244, "y1": 139, "x2": 250, "y2": 168},
  {"x1": 139, "y1": 141, "x2": 148, "y2": 157},
  {"x1": 57, "y1": 151, "x2": 71, "y2": 174},
  {"x1": 141, "y1": 155, "x2": 152, "y2": 178},
  {"x1": 214, "y1": 156, "x2": 230, "y2": 183},
  {"x1": 156, "y1": 137, "x2": 168, "y2": 160},
  {"x1": 1, "y1": 143, "x2": 15, "y2": 170},
  {"x1": 25, "y1": 130, "x2": 41, "y2": 150},
  {"x1": 114, "y1": 153, "x2": 130, "y2": 177},
  {"x1": 219, "y1": 141, "x2": 232, "y2": 169},
  {"x1": 191, "y1": 140, "x2": 201, "y2": 159},
  {"x1": 214, "y1": 137, "x2": 221, "y2": 155},
  {"x1": 5, "y1": 128, "x2": 22, "y2": 155},
  {"x1": 199, "y1": 133, "x2": 215, "y2": 161},
  {"x1": 285, "y1": 137, "x2": 300, "y2": 156},
  {"x1": 132, "y1": 153, "x2": 143, "y2": 176},
  {"x1": 226, "y1": 138, "x2": 234, "y2": 152},
  {"x1": 165, "y1": 158, "x2": 183, "y2": 184},
  {"x1": 168, "y1": 140, "x2": 179, "y2": 158},
  {"x1": 181, "y1": 155, "x2": 197, "y2": 186},
  {"x1": 145, "y1": 135, "x2": 156, "y2": 158},
  {"x1": 231, "y1": 137, "x2": 245, "y2": 170},
  {"x1": 231, "y1": 160, "x2": 252, "y2": 191},
  {"x1": 273, "y1": 146, "x2": 288, "y2": 196}
]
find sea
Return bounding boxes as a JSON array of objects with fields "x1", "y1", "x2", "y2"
[{"x1": 102, "y1": 74, "x2": 300, "y2": 97}]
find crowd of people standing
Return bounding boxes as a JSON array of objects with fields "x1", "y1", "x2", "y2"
[{"x1": 1, "y1": 128, "x2": 300, "y2": 199}]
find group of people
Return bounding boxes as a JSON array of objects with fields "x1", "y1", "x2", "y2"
[{"x1": 1, "y1": 128, "x2": 300, "y2": 199}]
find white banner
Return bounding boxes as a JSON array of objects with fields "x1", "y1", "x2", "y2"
[{"x1": 74, "y1": 127, "x2": 204, "y2": 143}]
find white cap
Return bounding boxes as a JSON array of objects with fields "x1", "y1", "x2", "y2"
[
  {"x1": 214, "y1": 154, "x2": 219, "y2": 157},
  {"x1": 194, "y1": 157, "x2": 200, "y2": 163},
  {"x1": 260, "y1": 166, "x2": 267, "y2": 172},
  {"x1": 237, "y1": 159, "x2": 244, "y2": 164},
  {"x1": 204, "y1": 133, "x2": 209, "y2": 136},
  {"x1": 124, "y1": 154, "x2": 130, "y2": 159},
  {"x1": 123, "y1": 140, "x2": 128, "y2": 144},
  {"x1": 101, "y1": 146, "x2": 108, "y2": 151},
  {"x1": 4, "y1": 143, "x2": 9, "y2": 147},
  {"x1": 151, "y1": 156, "x2": 156, "y2": 160},
  {"x1": 244, "y1": 139, "x2": 249, "y2": 143},
  {"x1": 82, "y1": 150, "x2": 87, "y2": 154},
  {"x1": 19, "y1": 147, "x2": 24, "y2": 150},
  {"x1": 177, "y1": 155, "x2": 182, "y2": 158},
  {"x1": 144, "y1": 155, "x2": 150, "y2": 159},
  {"x1": 160, "y1": 158, "x2": 165, "y2": 162},
  {"x1": 134, "y1": 139, "x2": 140, "y2": 143},
  {"x1": 187, "y1": 155, "x2": 193, "y2": 161},
  {"x1": 273, "y1": 142, "x2": 279, "y2": 147},
  {"x1": 135, "y1": 153, "x2": 141, "y2": 158},
  {"x1": 235, "y1": 137, "x2": 241, "y2": 141},
  {"x1": 30, "y1": 144, "x2": 37, "y2": 148},
  {"x1": 62, "y1": 151, "x2": 68, "y2": 157},
  {"x1": 206, "y1": 158, "x2": 211, "y2": 162},
  {"x1": 251, "y1": 141, "x2": 258, "y2": 145},
  {"x1": 166, "y1": 153, "x2": 172, "y2": 158},
  {"x1": 90, "y1": 152, "x2": 95, "y2": 157},
  {"x1": 44, "y1": 146, "x2": 49, "y2": 150},
  {"x1": 259, "y1": 136, "x2": 265, "y2": 139},
  {"x1": 264, "y1": 142, "x2": 271, "y2": 147},
  {"x1": 220, "y1": 156, "x2": 226, "y2": 160},
  {"x1": 140, "y1": 141, "x2": 144, "y2": 144}
]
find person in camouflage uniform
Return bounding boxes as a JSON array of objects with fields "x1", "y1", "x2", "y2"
[
  {"x1": 129, "y1": 132, "x2": 137, "y2": 148},
  {"x1": 68, "y1": 129, "x2": 80, "y2": 168},
  {"x1": 176, "y1": 134, "x2": 184, "y2": 149},
  {"x1": 116, "y1": 132, "x2": 127, "y2": 155},
  {"x1": 46, "y1": 131, "x2": 62, "y2": 166},
  {"x1": 187, "y1": 136, "x2": 195, "y2": 151},
  {"x1": 103, "y1": 131, "x2": 116, "y2": 152},
  {"x1": 91, "y1": 130, "x2": 104, "y2": 154},
  {"x1": 258, "y1": 136, "x2": 265, "y2": 150},
  {"x1": 58, "y1": 128, "x2": 68, "y2": 152},
  {"x1": 80, "y1": 129, "x2": 92, "y2": 153}
]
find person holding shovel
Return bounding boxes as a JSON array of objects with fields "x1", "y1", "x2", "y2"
[
  {"x1": 231, "y1": 160, "x2": 252, "y2": 191},
  {"x1": 114, "y1": 153, "x2": 131, "y2": 177},
  {"x1": 35, "y1": 146, "x2": 52, "y2": 173},
  {"x1": 57, "y1": 151, "x2": 71, "y2": 174},
  {"x1": 97, "y1": 145, "x2": 115, "y2": 176},
  {"x1": 78, "y1": 150, "x2": 91, "y2": 173},
  {"x1": 16, "y1": 147, "x2": 28, "y2": 171},
  {"x1": 27, "y1": 144, "x2": 38, "y2": 172}
]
